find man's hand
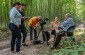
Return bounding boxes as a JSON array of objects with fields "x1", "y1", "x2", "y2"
[
  {"x1": 34, "y1": 27, "x2": 36, "y2": 29},
  {"x1": 58, "y1": 27, "x2": 63, "y2": 30},
  {"x1": 21, "y1": 17, "x2": 26, "y2": 20},
  {"x1": 22, "y1": 17, "x2": 30, "y2": 20},
  {"x1": 16, "y1": 25, "x2": 19, "y2": 27},
  {"x1": 51, "y1": 28, "x2": 55, "y2": 30}
]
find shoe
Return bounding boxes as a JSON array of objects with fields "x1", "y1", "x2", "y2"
[
  {"x1": 41, "y1": 41, "x2": 45, "y2": 44},
  {"x1": 22, "y1": 43, "x2": 29, "y2": 47},
  {"x1": 44, "y1": 41, "x2": 50, "y2": 45},
  {"x1": 16, "y1": 51, "x2": 23, "y2": 55},
  {"x1": 10, "y1": 51, "x2": 15, "y2": 54},
  {"x1": 28, "y1": 40, "x2": 33, "y2": 43},
  {"x1": 16, "y1": 52, "x2": 19, "y2": 55},
  {"x1": 50, "y1": 46, "x2": 55, "y2": 50}
]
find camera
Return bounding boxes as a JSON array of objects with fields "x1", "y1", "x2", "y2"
[{"x1": 40, "y1": 18, "x2": 48, "y2": 26}]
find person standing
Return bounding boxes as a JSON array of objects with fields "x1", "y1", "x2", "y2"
[
  {"x1": 19, "y1": 4, "x2": 28, "y2": 46},
  {"x1": 9, "y1": 2, "x2": 22, "y2": 54},
  {"x1": 28, "y1": 16, "x2": 42, "y2": 43}
]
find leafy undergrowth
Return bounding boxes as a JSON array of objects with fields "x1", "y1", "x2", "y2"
[
  {"x1": 44, "y1": 27, "x2": 85, "y2": 55},
  {"x1": 44, "y1": 42, "x2": 85, "y2": 55}
]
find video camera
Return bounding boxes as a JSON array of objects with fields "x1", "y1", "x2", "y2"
[{"x1": 40, "y1": 18, "x2": 48, "y2": 27}]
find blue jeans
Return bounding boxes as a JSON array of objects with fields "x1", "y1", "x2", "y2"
[{"x1": 9, "y1": 23, "x2": 21, "y2": 52}]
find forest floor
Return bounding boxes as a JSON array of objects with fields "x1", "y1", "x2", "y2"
[
  {"x1": 0, "y1": 23, "x2": 85, "y2": 55},
  {"x1": 0, "y1": 28, "x2": 53, "y2": 55},
  {"x1": 0, "y1": 42, "x2": 51, "y2": 55}
]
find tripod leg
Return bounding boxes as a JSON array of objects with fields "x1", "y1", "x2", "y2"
[
  {"x1": 34, "y1": 29, "x2": 37, "y2": 40},
  {"x1": 36, "y1": 30, "x2": 41, "y2": 39}
]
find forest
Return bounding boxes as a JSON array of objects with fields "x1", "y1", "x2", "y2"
[
  {"x1": 0, "y1": 0, "x2": 85, "y2": 29},
  {"x1": 0, "y1": 0, "x2": 85, "y2": 55}
]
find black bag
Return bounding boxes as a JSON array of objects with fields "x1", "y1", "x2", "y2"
[{"x1": 33, "y1": 40, "x2": 42, "y2": 45}]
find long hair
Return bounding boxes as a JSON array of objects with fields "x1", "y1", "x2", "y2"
[{"x1": 13, "y1": 2, "x2": 21, "y2": 7}]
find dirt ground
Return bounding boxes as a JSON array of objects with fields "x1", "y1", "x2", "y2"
[
  {"x1": 0, "y1": 44, "x2": 50, "y2": 55},
  {"x1": 0, "y1": 23, "x2": 85, "y2": 55},
  {"x1": 0, "y1": 30, "x2": 53, "y2": 55}
]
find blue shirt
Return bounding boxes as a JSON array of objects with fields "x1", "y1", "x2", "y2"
[
  {"x1": 9, "y1": 7, "x2": 21, "y2": 26},
  {"x1": 61, "y1": 17, "x2": 75, "y2": 33}
]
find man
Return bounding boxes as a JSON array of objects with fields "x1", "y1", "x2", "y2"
[
  {"x1": 28, "y1": 16, "x2": 42, "y2": 43},
  {"x1": 51, "y1": 13, "x2": 75, "y2": 49},
  {"x1": 19, "y1": 4, "x2": 28, "y2": 46}
]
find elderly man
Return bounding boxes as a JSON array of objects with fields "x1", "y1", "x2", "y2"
[
  {"x1": 51, "y1": 13, "x2": 75, "y2": 49},
  {"x1": 28, "y1": 16, "x2": 42, "y2": 42}
]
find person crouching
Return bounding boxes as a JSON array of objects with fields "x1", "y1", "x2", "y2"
[{"x1": 28, "y1": 16, "x2": 42, "y2": 43}]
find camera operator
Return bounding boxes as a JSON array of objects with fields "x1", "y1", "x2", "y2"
[
  {"x1": 28, "y1": 16, "x2": 42, "y2": 43},
  {"x1": 51, "y1": 13, "x2": 75, "y2": 49},
  {"x1": 39, "y1": 18, "x2": 50, "y2": 44}
]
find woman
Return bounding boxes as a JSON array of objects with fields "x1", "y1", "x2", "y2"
[
  {"x1": 9, "y1": 2, "x2": 22, "y2": 54},
  {"x1": 50, "y1": 17, "x2": 60, "y2": 45},
  {"x1": 50, "y1": 17, "x2": 60, "y2": 36}
]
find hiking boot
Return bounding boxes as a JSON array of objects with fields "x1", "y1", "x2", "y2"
[
  {"x1": 50, "y1": 46, "x2": 55, "y2": 50},
  {"x1": 22, "y1": 43, "x2": 29, "y2": 47}
]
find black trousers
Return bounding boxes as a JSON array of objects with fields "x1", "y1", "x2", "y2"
[
  {"x1": 42, "y1": 30, "x2": 50, "y2": 42},
  {"x1": 51, "y1": 30, "x2": 56, "y2": 36},
  {"x1": 53, "y1": 31, "x2": 73, "y2": 48},
  {"x1": 51, "y1": 30, "x2": 56, "y2": 43},
  {"x1": 20, "y1": 25, "x2": 27, "y2": 43},
  {"x1": 9, "y1": 23, "x2": 21, "y2": 52},
  {"x1": 29, "y1": 26, "x2": 37, "y2": 40}
]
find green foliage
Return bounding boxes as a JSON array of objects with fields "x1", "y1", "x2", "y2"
[
  {"x1": 44, "y1": 27, "x2": 85, "y2": 55},
  {"x1": 44, "y1": 43, "x2": 85, "y2": 55},
  {"x1": 0, "y1": 0, "x2": 78, "y2": 29},
  {"x1": 0, "y1": 0, "x2": 85, "y2": 29}
]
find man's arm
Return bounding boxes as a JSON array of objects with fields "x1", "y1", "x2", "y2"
[
  {"x1": 61, "y1": 18, "x2": 74, "y2": 31},
  {"x1": 62, "y1": 18, "x2": 71, "y2": 26},
  {"x1": 29, "y1": 19, "x2": 36, "y2": 28}
]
